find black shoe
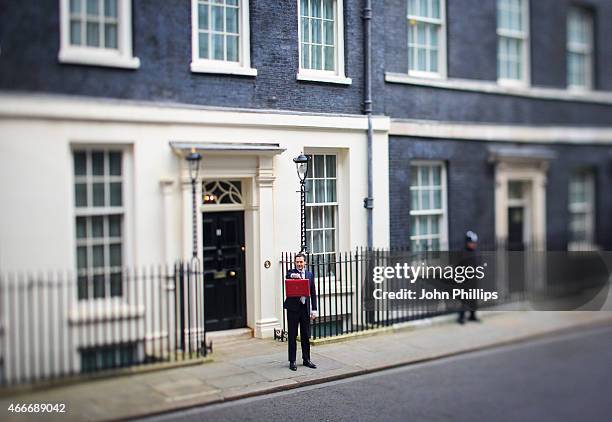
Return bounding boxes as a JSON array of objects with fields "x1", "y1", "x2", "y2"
[
  {"x1": 457, "y1": 318, "x2": 465, "y2": 325},
  {"x1": 468, "y1": 316, "x2": 481, "y2": 322},
  {"x1": 303, "y1": 360, "x2": 317, "y2": 369},
  {"x1": 289, "y1": 361, "x2": 297, "y2": 371}
]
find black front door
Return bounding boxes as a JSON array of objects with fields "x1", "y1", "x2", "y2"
[
  {"x1": 507, "y1": 206, "x2": 525, "y2": 294},
  {"x1": 202, "y1": 211, "x2": 246, "y2": 331},
  {"x1": 507, "y1": 206, "x2": 525, "y2": 251}
]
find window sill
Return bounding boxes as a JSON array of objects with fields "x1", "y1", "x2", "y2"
[
  {"x1": 384, "y1": 72, "x2": 612, "y2": 105},
  {"x1": 297, "y1": 72, "x2": 352, "y2": 85},
  {"x1": 59, "y1": 49, "x2": 140, "y2": 69},
  {"x1": 190, "y1": 61, "x2": 258, "y2": 77}
]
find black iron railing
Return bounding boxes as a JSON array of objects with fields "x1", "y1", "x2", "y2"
[{"x1": 277, "y1": 243, "x2": 608, "y2": 341}]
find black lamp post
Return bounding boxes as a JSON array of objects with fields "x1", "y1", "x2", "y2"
[
  {"x1": 186, "y1": 148, "x2": 202, "y2": 260},
  {"x1": 293, "y1": 153, "x2": 310, "y2": 253}
]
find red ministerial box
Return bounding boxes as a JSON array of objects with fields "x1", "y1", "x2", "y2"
[{"x1": 285, "y1": 278, "x2": 310, "y2": 298}]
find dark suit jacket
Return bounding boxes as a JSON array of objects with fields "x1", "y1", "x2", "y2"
[{"x1": 283, "y1": 268, "x2": 318, "y2": 313}]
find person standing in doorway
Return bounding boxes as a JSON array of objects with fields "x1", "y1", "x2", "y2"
[{"x1": 284, "y1": 253, "x2": 318, "y2": 371}]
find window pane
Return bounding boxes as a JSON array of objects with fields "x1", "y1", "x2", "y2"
[
  {"x1": 419, "y1": 166, "x2": 429, "y2": 185},
  {"x1": 226, "y1": 35, "x2": 239, "y2": 62},
  {"x1": 110, "y1": 243, "x2": 122, "y2": 267},
  {"x1": 226, "y1": 6, "x2": 238, "y2": 34},
  {"x1": 417, "y1": 48, "x2": 426, "y2": 71},
  {"x1": 408, "y1": 0, "x2": 417, "y2": 15},
  {"x1": 213, "y1": 34, "x2": 224, "y2": 60},
  {"x1": 70, "y1": 20, "x2": 82, "y2": 45},
  {"x1": 104, "y1": 0, "x2": 117, "y2": 18},
  {"x1": 314, "y1": 155, "x2": 325, "y2": 177},
  {"x1": 70, "y1": 0, "x2": 81, "y2": 13},
  {"x1": 77, "y1": 246, "x2": 88, "y2": 268},
  {"x1": 431, "y1": 215, "x2": 439, "y2": 234},
  {"x1": 109, "y1": 152, "x2": 121, "y2": 175},
  {"x1": 323, "y1": 0, "x2": 333, "y2": 19},
  {"x1": 411, "y1": 190, "x2": 419, "y2": 210},
  {"x1": 432, "y1": 166, "x2": 441, "y2": 185},
  {"x1": 109, "y1": 215, "x2": 121, "y2": 237},
  {"x1": 429, "y1": 24, "x2": 438, "y2": 47},
  {"x1": 75, "y1": 183, "x2": 88, "y2": 207},
  {"x1": 324, "y1": 229, "x2": 334, "y2": 252},
  {"x1": 433, "y1": 189, "x2": 441, "y2": 209},
  {"x1": 311, "y1": 0, "x2": 321, "y2": 18},
  {"x1": 314, "y1": 180, "x2": 325, "y2": 203},
  {"x1": 78, "y1": 276, "x2": 88, "y2": 300},
  {"x1": 325, "y1": 155, "x2": 336, "y2": 177},
  {"x1": 92, "y1": 152, "x2": 104, "y2": 175},
  {"x1": 324, "y1": 205, "x2": 334, "y2": 228},
  {"x1": 324, "y1": 46, "x2": 334, "y2": 71},
  {"x1": 76, "y1": 217, "x2": 87, "y2": 238},
  {"x1": 306, "y1": 179, "x2": 314, "y2": 203},
  {"x1": 86, "y1": 0, "x2": 99, "y2": 15},
  {"x1": 312, "y1": 206, "x2": 323, "y2": 229},
  {"x1": 301, "y1": 43, "x2": 310, "y2": 69},
  {"x1": 93, "y1": 245, "x2": 104, "y2": 267},
  {"x1": 93, "y1": 183, "x2": 105, "y2": 206},
  {"x1": 110, "y1": 182, "x2": 122, "y2": 206},
  {"x1": 301, "y1": 18, "x2": 310, "y2": 42},
  {"x1": 93, "y1": 274, "x2": 105, "y2": 298},
  {"x1": 86, "y1": 22, "x2": 100, "y2": 47},
  {"x1": 313, "y1": 230, "x2": 323, "y2": 253},
  {"x1": 421, "y1": 190, "x2": 430, "y2": 210},
  {"x1": 104, "y1": 23, "x2": 117, "y2": 48},
  {"x1": 92, "y1": 216, "x2": 104, "y2": 237},
  {"x1": 199, "y1": 32, "x2": 209, "y2": 59},
  {"x1": 300, "y1": 0, "x2": 308, "y2": 17},
  {"x1": 198, "y1": 3, "x2": 209, "y2": 30},
  {"x1": 110, "y1": 273, "x2": 122, "y2": 297},
  {"x1": 74, "y1": 151, "x2": 87, "y2": 175},
  {"x1": 312, "y1": 18, "x2": 322, "y2": 44},
  {"x1": 323, "y1": 20, "x2": 334, "y2": 45},
  {"x1": 212, "y1": 5, "x2": 223, "y2": 31},
  {"x1": 325, "y1": 179, "x2": 336, "y2": 202},
  {"x1": 429, "y1": 49, "x2": 438, "y2": 72},
  {"x1": 432, "y1": 0, "x2": 440, "y2": 19},
  {"x1": 419, "y1": 0, "x2": 427, "y2": 17}
]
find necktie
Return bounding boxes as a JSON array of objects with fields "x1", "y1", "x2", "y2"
[{"x1": 300, "y1": 271, "x2": 306, "y2": 304}]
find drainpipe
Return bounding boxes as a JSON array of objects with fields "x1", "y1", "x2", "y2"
[{"x1": 363, "y1": 0, "x2": 374, "y2": 249}]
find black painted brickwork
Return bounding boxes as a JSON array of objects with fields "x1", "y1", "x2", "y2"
[
  {"x1": 0, "y1": 0, "x2": 364, "y2": 114},
  {"x1": 389, "y1": 137, "x2": 612, "y2": 251}
]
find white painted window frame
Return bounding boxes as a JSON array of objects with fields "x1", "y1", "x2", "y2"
[
  {"x1": 297, "y1": 0, "x2": 351, "y2": 85},
  {"x1": 58, "y1": 0, "x2": 140, "y2": 69},
  {"x1": 406, "y1": 0, "x2": 447, "y2": 79},
  {"x1": 190, "y1": 0, "x2": 257, "y2": 76},
  {"x1": 305, "y1": 153, "x2": 339, "y2": 262},
  {"x1": 568, "y1": 170, "x2": 596, "y2": 250},
  {"x1": 567, "y1": 7, "x2": 594, "y2": 91},
  {"x1": 72, "y1": 146, "x2": 133, "y2": 301},
  {"x1": 409, "y1": 160, "x2": 448, "y2": 251},
  {"x1": 496, "y1": 0, "x2": 530, "y2": 87}
]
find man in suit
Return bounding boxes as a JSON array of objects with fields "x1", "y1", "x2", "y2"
[{"x1": 283, "y1": 253, "x2": 318, "y2": 371}]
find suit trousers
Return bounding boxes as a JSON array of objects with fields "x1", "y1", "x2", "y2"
[{"x1": 287, "y1": 305, "x2": 310, "y2": 362}]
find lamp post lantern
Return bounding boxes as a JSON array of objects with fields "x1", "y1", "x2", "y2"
[
  {"x1": 186, "y1": 148, "x2": 202, "y2": 260},
  {"x1": 293, "y1": 153, "x2": 310, "y2": 253}
]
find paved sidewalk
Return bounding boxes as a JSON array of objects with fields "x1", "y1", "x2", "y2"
[{"x1": 2, "y1": 311, "x2": 612, "y2": 422}]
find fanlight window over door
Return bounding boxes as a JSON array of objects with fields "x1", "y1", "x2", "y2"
[{"x1": 202, "y1": 180, "x2": 243, "y2": 205}]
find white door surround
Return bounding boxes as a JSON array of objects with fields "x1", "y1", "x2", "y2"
[
  {"x1": 490, "y1": 146, "x2": 555, "y2": 251},
  {"x1": 170, "y1": 141, "x2": 286, "y2": 338}
]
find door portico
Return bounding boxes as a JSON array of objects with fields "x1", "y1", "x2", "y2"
[{"x1": 171, "y1": 142, "x2": 286, "y2": 338}]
